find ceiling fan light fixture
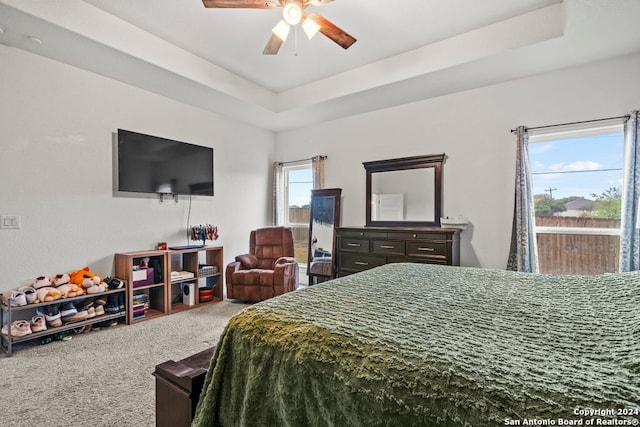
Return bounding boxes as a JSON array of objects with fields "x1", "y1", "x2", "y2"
[
  {"x1": 302, "y1": 16, "x2": 321, "y2": 40},
  {"x1": 283, "y1": 2, "x2": 302, "y2": 26},
  {"x1": 272, "y1": 19, "x2": 291, "y2": 41}
]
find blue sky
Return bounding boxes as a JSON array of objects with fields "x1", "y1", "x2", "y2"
[
  {"x1": 287, "y1": 168, "x2": 313, "y2": 207},
  {"x1": 287, "y1": 133, "x2": 625, "y2": 207},
  {"x1": 529, "y1": 133, "x2": 623, "y2": 200}
]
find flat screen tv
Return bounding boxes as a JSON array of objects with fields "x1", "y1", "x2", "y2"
[{"x1": 117, "y1": 129, "x2": 214, "y2": 196}]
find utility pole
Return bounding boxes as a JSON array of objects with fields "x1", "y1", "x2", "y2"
[{"x1": 545, "y1": 187, "x2": 557, "y2": 199}]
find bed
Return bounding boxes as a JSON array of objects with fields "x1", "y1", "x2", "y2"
[{"x1": 192, "y1": 263, "x2": 640, "y2": 426}]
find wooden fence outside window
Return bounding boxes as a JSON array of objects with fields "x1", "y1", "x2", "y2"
[{"x1": 535, "y1": 216, "x2": 620, "y2": 275}]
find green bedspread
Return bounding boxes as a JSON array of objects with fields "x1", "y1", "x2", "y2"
[{"x1": 192, "y1": 263, "x2": 640, "y2": 427}]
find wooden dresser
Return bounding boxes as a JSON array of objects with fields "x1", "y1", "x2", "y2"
[{"x1": 335, "y1": 226, "x2": 460, "y2": 277}]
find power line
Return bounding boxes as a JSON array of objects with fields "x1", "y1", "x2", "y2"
[{"x1": 532, "y1": 168, "x2": 622, "y2": 175}]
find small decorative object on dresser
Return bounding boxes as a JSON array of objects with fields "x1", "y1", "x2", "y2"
[{"x1": 335, "y1": 226, "x2": 460, "y2": 277}]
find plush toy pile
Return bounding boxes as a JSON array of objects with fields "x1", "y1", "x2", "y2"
[{"x1": 1, "y1": 267, "x2": 125, "y2": 338}]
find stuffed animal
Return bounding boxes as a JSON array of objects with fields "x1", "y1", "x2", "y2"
[
  {"x1": 57, "y1": 283, "x2": 84, "y2": 298},
  {"x1": 51, "y1": 273, "x2": 70, "y2": 287},
  {"x1": 69, "y1": 267, "x2": 107, "y2": 294},
  {"x1": 33, "y1": 276, "x2": 51, "y2": 289},
  {"x1": 35, "y1": 287, "x2": 62, "y2": 302}
]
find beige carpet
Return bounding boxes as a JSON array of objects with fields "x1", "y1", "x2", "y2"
[{"x1": 0, "y1": 300, "x2": 250, "y2": 427}]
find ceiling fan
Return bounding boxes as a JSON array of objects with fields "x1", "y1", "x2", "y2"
[{"x1": 201, "y1": 0, "x2": 357, "y2": 55}]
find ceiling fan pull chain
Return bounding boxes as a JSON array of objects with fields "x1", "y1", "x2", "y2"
[{"x1": 294, "y1": 25, "x2": 299, "y2": 56}]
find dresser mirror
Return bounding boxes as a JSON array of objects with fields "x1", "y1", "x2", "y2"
[
  {"x1": 364, "y1": 154, "x2": 444, "y2": 227},
  {"x1": 307, "y1": 188, "x2": 342, "y2": 284}
]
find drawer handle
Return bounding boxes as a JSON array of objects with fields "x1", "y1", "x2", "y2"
[
  {"x1": 355, "y1": 261, "x2": 369, "y2": 266},
  {"x1": 418, "y1": 247, "x2": 435, "y2": 252},
  {"x1": 347, "y1": 243, "x2": 361, "y2": 247},
  {"x1": 380, "y1": 245, "x2": 396, "y2": 249}
]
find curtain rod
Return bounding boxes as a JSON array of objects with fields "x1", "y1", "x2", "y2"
[
  {"x1": 278, "y1": 155, "x2": 327, "y2": 166},
  {"x1": 510, "y1": 115, "x2": 630, "y2": 133}
]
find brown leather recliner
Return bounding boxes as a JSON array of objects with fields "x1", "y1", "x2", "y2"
[{"x1": 226, "y1": 227, "x2": 298, "y2": 302}]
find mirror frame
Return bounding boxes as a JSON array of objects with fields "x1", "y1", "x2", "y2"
[
  {"x1": 364, "y1": 154, "x2": 444, "y2": 227},
  {"x1": 307, "y1": 188, "x2": 342, "y2": 281}
]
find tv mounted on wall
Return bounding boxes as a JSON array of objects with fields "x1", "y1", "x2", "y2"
[{"x1": 117, "y1": 129, "x2": 214, "y2": 196}]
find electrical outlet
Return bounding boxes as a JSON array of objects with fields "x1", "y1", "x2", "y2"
[{"x1": 0, "y1": 215, "x2": 21, "y2": 229}]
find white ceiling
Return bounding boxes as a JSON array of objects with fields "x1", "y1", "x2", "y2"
[{"x1": 1, "y1": 0, "x2": 639, "y2": 131}]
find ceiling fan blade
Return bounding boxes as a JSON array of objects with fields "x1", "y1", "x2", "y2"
[
  {"x1": 263, "y1": 33, "x2": 284, "y2": 55},
  {"x1": 202, "y1": 0, "x2": 278, "y2": 8},
  {"x1": 307, "y1": 13, "x2": 356, "y2": 50}
]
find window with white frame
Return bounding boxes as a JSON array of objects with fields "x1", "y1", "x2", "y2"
[
  {"x1": 279, "y1": 162, "x2": 313, "y2": 264},
  {"x1": 529, "y1": 123, "x2": 624, "y2": 275}
]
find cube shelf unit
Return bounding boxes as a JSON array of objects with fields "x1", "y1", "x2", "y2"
[
  {"x1": 114, "y1": 246, "x2": 223, "y2": 325},
  {"x1": 167, "y1": 246, "x2": 223, "y2": 315}
]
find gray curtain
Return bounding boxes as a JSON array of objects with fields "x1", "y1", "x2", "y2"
[
  {"x1": 272, "y1": 161, "x2": 284, "y2": 225},
  {"x1": 620, "y1": 111, "x2": 640, "y2": 271},
  {"x1": 507, "y1": 126, "x2": 539, "y2": 272}
]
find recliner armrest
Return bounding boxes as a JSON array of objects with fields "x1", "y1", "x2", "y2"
[
  {"x1": 273, "y1": 257, "x2": 298, "y2": 293},
  {"x1": 226, "y1": 261, "x2": 242, "y2": 276},
  {"x1": 275, "y1": 256, "x2": 296, "y2": 266},
  {"x1": 235, "y1": 253, "x2": 258, "y2": 269}
]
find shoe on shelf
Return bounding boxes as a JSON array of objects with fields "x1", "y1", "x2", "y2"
[
  {"x1": 30, "y1": 314, "x2": 47, "y2": 333},
  {"x1": 86, "y1": 306, "x2": 96, "y2": 319},
  {"x1": 9, "y1": 290, "x2": 27, "y2": 307},
  {"x1": 1, "y1": 320, "x2": 32, "y2": 337},
  {"x1": 59, "y1": 301, "x2": 77, "y2": 318},
  {"x1": 63, "y1": 310, "x2": 88, "y2": 324},
  {"x1": 37, "y1": 304, "x2": 62, "y2": 328},
  {"x1": 94, "y1": 304, "x2": 105, "y2": 316},
  {"x1": 19, "y1": 286, "x2": 37, "y2": 304},
  {"x1": 95, "y1": 318, "x2": 119, "y2": 328},
  {"x1": 75, "y1": 298, "x2": 94, "y2": 312},
  {"x1": 105, "y1": 277, "x2": 124, "y2": 289},
  {"x1": 117, "y1": 293, "x2": 125, "y2": 314},
  {"x1": 60, "y1": 301, "x2": 88, "y2": 324},
  {"x1": 105, "y1": 295, "x2": 119, "y2": 315}
]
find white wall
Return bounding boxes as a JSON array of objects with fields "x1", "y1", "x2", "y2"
[
  {"x1": 0, "y1": 46, "x2": 275, "y2": 291},
  {"x1": 275, "y1": 53, "x2": 640, "y2": 269},
  {"x1": 3, "y1": 45, "x2": 639, "y2": 291}
]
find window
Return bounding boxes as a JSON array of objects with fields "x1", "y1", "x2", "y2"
[
  {"x1": 280, "y1": 163, "x2": 313, "y2": 264},
  {"x1": 529, "y1": 124, "x2": 624, "y2": 274}
]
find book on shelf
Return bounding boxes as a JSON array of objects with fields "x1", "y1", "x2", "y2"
[{"x1": 170, "y1": 270, "x2": 195, "y2": 281}]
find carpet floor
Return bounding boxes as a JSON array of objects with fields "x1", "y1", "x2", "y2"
[{"x1": 0, "y1": 299, "x2": 250, "y2": 427}]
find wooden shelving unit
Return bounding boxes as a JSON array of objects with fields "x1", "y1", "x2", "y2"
[
  {"x1": 114, "y1": 246, "x2": 223, "y2": 325},
  {"x1": 1, "y1": 288, "x2": 126, "y2": 356},
  {"x1": 167, "y1": 246, "x2": 223, "y2": 314}
]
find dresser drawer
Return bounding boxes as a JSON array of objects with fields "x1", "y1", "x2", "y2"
[
  {"x1": 339, "y1": 253, "x2": 386, "y2": 272},
  {"x1": 339, "y1": 237, "x2": 369, "y2": 253},
  {"x1": 338, "y1": 229, "x2": 387, "y2": 238},
  {"x1": 372, "y1": 239, "x2": 404, "y2": 256},
  {"x1": 392, "y1": 232, "x2": 452, "y2": 241},
  {"x1": 406, "y1": 241, "x2": 448, "y2": 258},
  {"x1": 388, "y1": 256, "x2": 449, "y2": 265}
]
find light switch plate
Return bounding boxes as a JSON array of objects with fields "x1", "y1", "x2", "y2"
[{"x1": 0, "y1": 215, "x2": 21, "y2": 229}]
